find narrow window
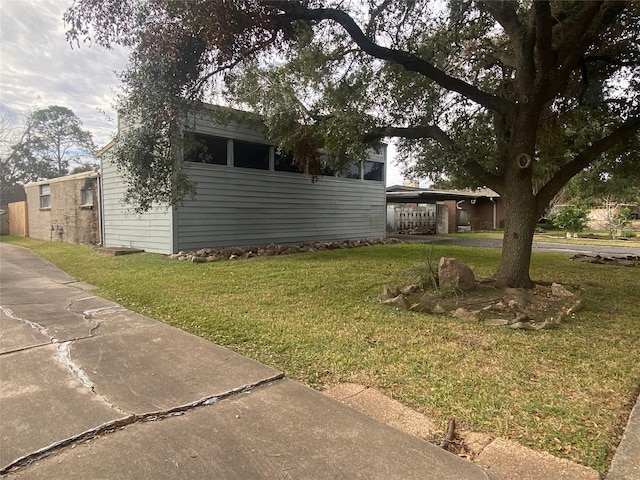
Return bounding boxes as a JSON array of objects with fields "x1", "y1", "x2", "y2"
[
  {"x1": 39, "y1": 184, "x2": 51, "y2": 208},
  {"x1": 185, "y1": 133, "x2": 228, "y2": 165},
  {"x1": 275, "y1": 150, "x2": 303, "y2": 173},
  {"x1": 364, "y1": 161, "x2": 384, "y2": 181},
  {"x1": 81, "y1": 188, "x2": 93, "y2": 207},
  {"x1": 336, "y1": 161, "x2": 361, "y2": 179},
  {"x1": 322, "y1": 156, "x2": 360, "y2": 179},
  {"x1": 233, "y1": 140, "x2": 270, "y2": 170}
]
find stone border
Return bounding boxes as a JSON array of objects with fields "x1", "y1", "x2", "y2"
[{"x1": 167, "y1": 238, "x2": 404, "y2": 263}]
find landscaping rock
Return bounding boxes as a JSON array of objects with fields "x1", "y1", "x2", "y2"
[
  {"x1": 432, "y1": 303, "x2": 447, "y2": 314},
  {"x1": 551, "y1": 283, "x2": 574, "y2": 297},
  {"x1": 401, "y1": 284, "x2": 419, "y2": 295},
  {"x1": 452, "y1": 307, "x2": 480, "y2": 322},
  {"x1": 379, "y1": 285, "x2": 399, "y2": 302},
  {"x1": 510, "y1": 321, "x2": 538, "y2": 330},
  {"x1": 167, "y1": 238, "x2": 399, "y2": 264},
  {"x1": 383, "y1": 294, "x2": 411, "y2": 310},
  {"x1": 484, "y1": 318, "x2": 510, "y2": 326},
  {"x1": 566, "y1": 299, "x2": 584, "y2": 315},
  {"x1": 438, "y1": 257, "x2": 477, "y2": 290},
  {"x1": 503, "y1": 288, "x2": 529, "y2": 308}
]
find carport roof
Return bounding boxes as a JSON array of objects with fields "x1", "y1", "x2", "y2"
[{"x1": 386, "y1": 185, "x2": 499, "y2": 203}]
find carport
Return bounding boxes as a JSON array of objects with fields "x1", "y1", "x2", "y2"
[{"x1": 386, "y1": 186, "x2": 503, "y2": 233}]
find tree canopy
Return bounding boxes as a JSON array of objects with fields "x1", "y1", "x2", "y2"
[
  {"x1": 1, "y1": 106, "x2": 97, "y2": 191},
  {"x1": 65, "y1": 0, "x2": 640, "y2": 287}
]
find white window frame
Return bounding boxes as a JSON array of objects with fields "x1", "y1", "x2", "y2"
[{"x1": 39, "y1": 184, "x2": 51, "y2": 209}]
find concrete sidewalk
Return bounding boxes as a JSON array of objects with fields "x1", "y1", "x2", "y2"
[{"x1": 0, "y1": 242, "x2": 499, "y2": 479}]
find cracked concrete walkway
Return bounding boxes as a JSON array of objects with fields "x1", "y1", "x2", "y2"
[{"x1": 0, "y1": 243, "x2": 499, "y2": 479}]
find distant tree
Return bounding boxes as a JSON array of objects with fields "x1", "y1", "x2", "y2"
[
  {"x1": 605, "y1": 206, "x2": 633, "y2": 238},
  {"x1": 553, "y1": 205, "x2": 589, "y2": 236},
  {"x1": 0, "y1": 108, "x2": 28, "y2": 195},
  {"x1": 562, "y1": 146, "x2": 640, "y2": 207},
  {"x1": 5, "y1": 106, "x2": 96, "y2": 183},
  {"x1": 65, "y1": 1, "x2": 640, "y2": 288},
  {"x1": 70, "y1": 161, "x2": 98, "y2": 175}
]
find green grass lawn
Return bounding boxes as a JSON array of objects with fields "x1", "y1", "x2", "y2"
[{"x1": 3, "y1": 235, "x2": 639, "y2": 474}]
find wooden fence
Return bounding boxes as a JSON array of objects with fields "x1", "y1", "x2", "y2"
[
  {"x1": 8, "y1": 201, "x2": 28, "y2": 237},
  {"x1": 387, "y1": 204, "x2": 437, "y2": 234}
]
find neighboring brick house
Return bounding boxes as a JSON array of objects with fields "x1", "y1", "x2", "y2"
[
  {"x1": 443, "y1": 188, "x2": 505, "y2": 232},
  {"x1": 386, "y1": 185, "x2": 504, "y2": 233},
  {"x1": 25, "y1": 171, "x2": 101, "y2": 245}
]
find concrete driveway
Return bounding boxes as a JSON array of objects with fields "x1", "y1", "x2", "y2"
[{"x1": 0, "y1": 242, "x2": 498, "y2": 479}]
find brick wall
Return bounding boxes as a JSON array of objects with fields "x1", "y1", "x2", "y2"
[
  {"x1": 469, "y1": 197, "x2": 505, "y2": 230},
  {"x1": 26, "y1": 172, "x2": 100, "y2": 245},
  {"x1": 444, "y1": 198, "x2": 505, "y2": 232}
]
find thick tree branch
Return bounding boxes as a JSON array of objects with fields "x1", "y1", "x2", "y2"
[
  {"x1": 363, "y1": 125, "x2": 452, "y2": 150},
  {"x1": 271, "y1": 1, "x2": 514, "y2": 117},
  {"x1": 478, "y1": 1, "x2": 525, "y2": 45},
  {"x1": 532, "y1": 1, "x2": 553, "y2": 99},
  {"x1": 536, "y1": 118, "x2": 640, "y2": 213},
  {"x1": 548, "y1": 2, "x2": 624, "y2": 99},
  {"x1": 463, "y1": 159, "x2": 505, "y2": 195}
]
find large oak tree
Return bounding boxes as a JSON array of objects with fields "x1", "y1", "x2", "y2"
[
  {"x1": 66, "y1": 0, "x2": 639, "y2": 287},
  {"x1": 1, "y1": 106, "x2": 96, "y2": 191}
]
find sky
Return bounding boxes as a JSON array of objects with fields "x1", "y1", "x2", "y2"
[{"x1": 0, "y1": 0, "x2": 407, "y2": 185}]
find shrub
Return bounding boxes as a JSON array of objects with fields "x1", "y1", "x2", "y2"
[{"x1": 553, "y1": 205, "x2": 589, "y2": 235}]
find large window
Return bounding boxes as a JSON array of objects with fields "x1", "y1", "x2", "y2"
[
  {"x1": 233, "y1": 140, "x2": 270, "y2": 170},
  {"x1": 336, "y1": 161, "x2": 361, "y2": 179},
  {"x1": 274, "y1": 150, "x2": 303, "y2": 173},
  {"x1": 363, "y1": 161, "x2": 384, "y2": 181},
  {"x1": 321, "y1": 156, "x2": 361, "y2": 179},
  {"x1": 39, "y1": 184, "x2": 51, "y2": 209},
  {"x1": 185, "y1": 133, "x2": 228, "y2": 165}
]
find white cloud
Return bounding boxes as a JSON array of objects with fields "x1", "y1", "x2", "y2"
[{"x1": 0, "y1": 0, "x2": 128, "y2": 147}]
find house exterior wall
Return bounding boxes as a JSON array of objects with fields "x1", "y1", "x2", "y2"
[
  {"x1": 443, "y1": 198, "x2": 504, "y2": 232},
  {"x1": 469, "y1": 198, "x2": 505, "y2": 230},
  {"x1": 100, "y1": 106, "x2": 387, "y2": 254},
  {"x1": 176, "y1": 163, "x2": 386, "y2": 250},
  {"x1": 25, "y1": 172, "x2": 100, "y2": 245},
  {"x1": 100, "y1": 155, "x2": 175, "y2": 253}
]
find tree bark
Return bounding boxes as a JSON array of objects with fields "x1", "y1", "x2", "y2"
[
  {"x1": 494, "y1": 186, "x2": 539, "y2": 288},
  {"x1": 493, "y1": 108, "x2": 540, "y2": 288}
]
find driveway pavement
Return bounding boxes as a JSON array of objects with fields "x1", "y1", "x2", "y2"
[
  {"x1": 0, "y1": 242, "x2": 499, "y2": 479},
  {"x1": 392, "y1": 234, "x2": 640, "y2": 257}
]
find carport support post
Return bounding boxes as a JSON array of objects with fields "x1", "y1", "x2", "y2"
[{"x1": 491, "y1": 197, "x2": 497, "y2": 230}]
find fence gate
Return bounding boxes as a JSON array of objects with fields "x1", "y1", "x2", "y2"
[{"x1": 8, "y1": 201, "x2": 28, "y2": 237}]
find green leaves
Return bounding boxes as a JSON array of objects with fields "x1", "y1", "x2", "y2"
[
  {"x1": 64, "y1": 0, "x2": 639, "y2": 224},
  {"x1": 2, "y1": 106, "x2": 96, "y2": 186},
  {"x1": 552, "y1": 205, "x2": 590, "y2": 235}
]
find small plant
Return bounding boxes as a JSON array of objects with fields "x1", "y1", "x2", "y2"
[
  {"x1": 606, "y1": 206, "x2": 633, "y2": 238},
  {"x1": 402, "y1": 243, "x2": 439, "y2": 290},
  {"x1": 553, "y1": 205, "x2": 589, "y2": 236}
]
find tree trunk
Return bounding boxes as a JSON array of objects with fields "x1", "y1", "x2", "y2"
[
  {"x1": 494, "y1": 187, "x2": 539, "y2": 288},
  {"x1": 493, "y1": 108, "x2": 540, "y2": 288}
]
